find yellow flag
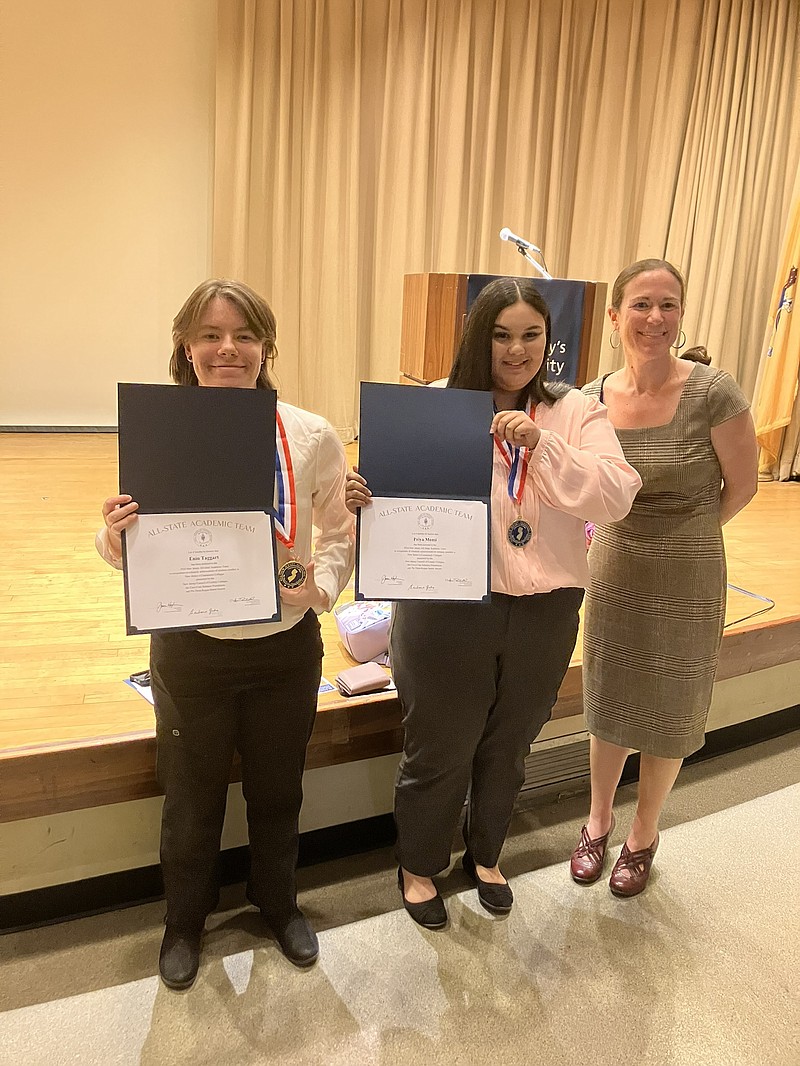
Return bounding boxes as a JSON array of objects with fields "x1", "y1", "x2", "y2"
[{"x1": 754, "y1": 190, "x2": 800, "y2": 466}]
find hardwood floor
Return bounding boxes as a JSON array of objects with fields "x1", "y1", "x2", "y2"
[{"x1": 2, "y1": 432, "x2": 799, "y2": 751}]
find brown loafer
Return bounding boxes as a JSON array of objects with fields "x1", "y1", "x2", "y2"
[
  {"x1": 570, "y1": 815, "x2": 615, "y2": 884},
  {"x1": 609, "y1": 834, "x2": 659, "y2": 898}
]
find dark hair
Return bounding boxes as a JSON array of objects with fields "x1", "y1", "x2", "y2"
[
  {"x1": 169, "y1": 278, "x2": 277, "y2": 389},
  {"x1": 681, "y1": 345, "x2": 711, "y2": 365},
  {"x1": 611, "y1": 258, "x2": 686, "y2": 310},
  {"x1": 447, "y1": 277, "x2": 560, "y2": 407}
]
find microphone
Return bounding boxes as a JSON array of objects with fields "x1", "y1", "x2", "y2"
[{"x1": 499, "y1": 227, "x2": 542, "y2": 254}]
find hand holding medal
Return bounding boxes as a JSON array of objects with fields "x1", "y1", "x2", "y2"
[
  {"x1": 492, "y1": 405, "x2": 540, "y2": 549},
  {"x1": 490, "y1": 409, "x2": 541, "y2": 449}
]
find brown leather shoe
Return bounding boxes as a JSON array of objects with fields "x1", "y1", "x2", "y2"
[
  {"x1": 609, "y1": 834, "x2": 659, "y2": 898},
  {"x1": 570, "y1": 815, "x2": 615, "y2": 884}
]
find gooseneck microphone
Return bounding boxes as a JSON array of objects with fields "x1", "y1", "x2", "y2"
[{"x1": 499, "y1": 227, "x2": 542, "y2": 254}]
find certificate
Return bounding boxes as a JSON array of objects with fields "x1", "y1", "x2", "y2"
[
  {"x1": 355, "y1": 382, "x2": 494, "y2": 602},
  {"x1": 357, "y1": 497, "x2": 489, "y2": 601},
  {"x1": 123, "y1": 511, "x2": 280, "y2": 634}
]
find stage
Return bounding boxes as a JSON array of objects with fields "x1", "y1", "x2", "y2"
[{"x1": 1, "y1": 433, "x2": 799, "y2": 827}]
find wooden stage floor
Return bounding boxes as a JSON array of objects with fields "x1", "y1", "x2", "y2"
[{"x1": 1, "y1": 433, "x2": 799, "y2": 822}]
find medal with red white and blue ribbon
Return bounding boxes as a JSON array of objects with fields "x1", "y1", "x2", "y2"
[
  {"x1": 494, "y1": 401, "x2": 534, "y2": 548},
  {"x1": 274, "y1": 411, "x2": 307, "y2": 588}
]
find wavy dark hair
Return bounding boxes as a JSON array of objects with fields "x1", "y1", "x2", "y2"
[
  {"x1": 447, "y1": 277, "x2": 560, "y2": 407},
  {"x1": 169, "y1": 278, "x2": 277, "y2": 389}
]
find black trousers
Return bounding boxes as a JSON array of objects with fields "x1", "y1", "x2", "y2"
[
  {"x1": 149, "y1": 610, "x2": 323, "y2": 933},
  {"x1": 391, "y1": 588, "x2": 584, "y2": 876}
]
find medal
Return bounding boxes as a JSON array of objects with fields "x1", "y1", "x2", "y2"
[
  {"x1": 278, "y1": 559, "x2": 308, "y2": 589},
  {"x1": 495, "y1": 401, "x2": 535, "y2": 549},
  {"x1": 274, "y1": 410, "x2": 307, "y2": 588},
  {"x1": 507, "y1": 518, "x2": 532, "y2": 548}
]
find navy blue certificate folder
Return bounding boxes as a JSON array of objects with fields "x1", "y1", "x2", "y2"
[
  {"x1": 355, "y1": 382, "x2": 493, "y2": 603},
  {"x1": 357, "y1": 382, "x2": 493, "y2": 497},
  {"x1": 117, "y1": 383, "x2": 277, "y2": 513}
]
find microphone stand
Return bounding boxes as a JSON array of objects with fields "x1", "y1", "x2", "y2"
[{"x1": 513, "y1": 242, "x2": 552, "y2": 280}]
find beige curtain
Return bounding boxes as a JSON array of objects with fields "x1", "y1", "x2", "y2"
[{"x1": 214, "y1": 0, "x2": 800, "y2": 439}]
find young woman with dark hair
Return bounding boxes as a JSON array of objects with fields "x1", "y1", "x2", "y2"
[{"x1": 347, "y1": 277, "x2": 641, "y2": 927}]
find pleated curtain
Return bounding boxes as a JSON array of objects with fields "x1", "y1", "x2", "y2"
[{"x1": 214, "y1": 0, "x2": 800, "y2": 440}]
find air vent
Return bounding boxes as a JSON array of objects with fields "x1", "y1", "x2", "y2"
[{"x1": 520, "y1": 732, "x2": 590, "y2": 793}]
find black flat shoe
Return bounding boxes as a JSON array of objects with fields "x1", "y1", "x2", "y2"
[
  {"x1": 159, "y1": 927, "x2": 202, "y2": 990},
  {"x1": 462, "y1": 853, "x2": 513, "y2": 915},
  {"x1": 397, "y1": 867, "x2": 447, "y2": 929},
  {"x1": 264, "y1": 909, "x2": 319, "y2": 967}
]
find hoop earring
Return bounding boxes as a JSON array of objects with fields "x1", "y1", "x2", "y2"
[
  {"x1": 609, "y1": 328, "x2": 621, "y2": 350},
  {"x1": 672, "y1": 330, "x2": 686, "y2": 350}
]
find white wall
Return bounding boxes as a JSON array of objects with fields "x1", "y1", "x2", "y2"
[{"x1": 0, "y1": 0, "x2": 216, "y2": 426}]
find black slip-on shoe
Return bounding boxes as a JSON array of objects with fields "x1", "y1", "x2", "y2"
[{"x1": 462, "y1": 853, "x2": 513, "y2": 915}]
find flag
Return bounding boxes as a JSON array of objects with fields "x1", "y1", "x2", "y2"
[{"x1": 754, "y1": 177, "x2": 800, "y2": 469}]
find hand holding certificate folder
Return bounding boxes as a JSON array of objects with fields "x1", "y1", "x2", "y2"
[
  {"x1": 354, "y1": 382, "x2": 493, "y2": 602},
  {"x1": 116, "y1": 383, "x2": 281, "y2": 634}
]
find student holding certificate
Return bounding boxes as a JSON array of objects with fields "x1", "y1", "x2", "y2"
[
  {"x1": 97, "y1": 280, "x2": 354, "y2": 989},
  {"x1": 347, "y1": 278, "x2": 641, "y2": 928}
]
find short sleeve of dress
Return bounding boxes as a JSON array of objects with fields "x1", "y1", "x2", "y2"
[{"x1": 706, "y1": 370, "x2": 750, "y2": 427}]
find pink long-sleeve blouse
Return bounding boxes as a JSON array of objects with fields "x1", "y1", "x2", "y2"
[{"x1": 491, "y1": 388, "x2": 641, "y2": 595}]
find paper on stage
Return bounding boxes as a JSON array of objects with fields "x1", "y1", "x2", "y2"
[
  {"x1": 357, "y1": 496, "x2": 489, "y2": 601},
  {"x1": 123, "y1": 511, "x2": 280, "y2": 634}
]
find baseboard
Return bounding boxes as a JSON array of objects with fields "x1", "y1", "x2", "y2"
[
  {"x1": 2, "y1": 706, "x2": 797, "y2": 933},
  {"x1": 0, "y1": 426, "x2": 117, "y2": 433},
  {"x1": 0, "y1": 813, "x2": 396, "y2": 934}
]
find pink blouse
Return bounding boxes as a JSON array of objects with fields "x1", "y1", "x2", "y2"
[{"x1": 491, "y1": 389, "x2": 641, "y2": 595}]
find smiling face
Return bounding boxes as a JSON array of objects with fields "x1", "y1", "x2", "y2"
[
  {"x1": 490, "y1": 300, "x2": 547, "y2": 405},
  {"x1": 183, "y1": 297, "x2": 265, "y2": 388},
  {"x1": 610, "y1": 269, "x2": 684, "y2": 359}
]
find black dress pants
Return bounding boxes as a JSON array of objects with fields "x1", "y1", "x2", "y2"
[
  {"x1": 149, "y1": 610, "x2": 323, "y2": 933},
  {"x1": 391, "y1": 588, "x2": 583, "y2": 876}
]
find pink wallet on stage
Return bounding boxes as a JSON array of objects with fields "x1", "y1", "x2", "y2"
[{"x1": 335, "y1": 662, "x2": 392, "y2": 697}]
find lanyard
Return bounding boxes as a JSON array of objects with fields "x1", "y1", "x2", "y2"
[
  {"x1": 493, "y1": 400, "x2": 534, "y2": 510},
  {"x1": 274, "y1": 410, "x2": 297, "y2": 549}
]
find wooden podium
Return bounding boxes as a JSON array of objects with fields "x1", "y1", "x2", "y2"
[{"x1": 400, "y1": 273, "x2": 607, "y2": 388}]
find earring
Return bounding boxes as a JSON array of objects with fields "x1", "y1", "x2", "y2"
[
  {"x1": 672, "y1": 330, "x2": 686, "y2": 350},
  {"x1": 609, "y1": 328, "x2": 621, "y2": 350}
]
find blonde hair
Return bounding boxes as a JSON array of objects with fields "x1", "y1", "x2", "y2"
[{"x1": 169, "y1": 279, "x2": 277, "y2": 389}]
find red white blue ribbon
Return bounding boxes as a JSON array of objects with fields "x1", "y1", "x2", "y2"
[
  {"x1": 274, "y1": 410, "x2": 297, "y2": 549},
  {"x1": 494, "y1": 400, "x2": 533, "y2": 508}
]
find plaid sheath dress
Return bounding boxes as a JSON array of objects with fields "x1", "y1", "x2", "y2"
[{"x1": 581, "y1": 363, "x2": 749, "y2": 758}]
